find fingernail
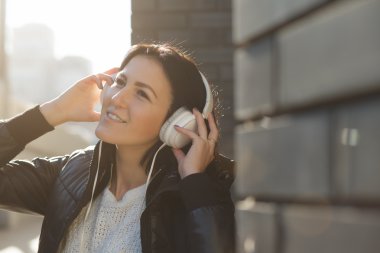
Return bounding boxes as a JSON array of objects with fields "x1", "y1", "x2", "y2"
[
  {"x1": 193, "y1": 107, "x2": 198, "y2": 113},
  {"x1": 174, "y1": 124, "x2": 180, "y2": 128}
]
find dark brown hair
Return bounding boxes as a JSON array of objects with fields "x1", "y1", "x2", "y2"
[{"x1": 118, "y1": 43, "x2": 222, "y2": 174}]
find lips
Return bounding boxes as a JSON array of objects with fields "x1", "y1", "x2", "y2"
[{"x1": 106, "y1": 111, "x2": 127, "y2": 123}]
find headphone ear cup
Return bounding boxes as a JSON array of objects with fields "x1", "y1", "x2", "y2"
[{"x1": 160, "y1": 107, "x2": 196, "y2": 148}]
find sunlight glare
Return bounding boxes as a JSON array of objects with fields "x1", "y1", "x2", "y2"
[
  {"x1": 0, "y1": 247, "x2": 23, "y2": 253},
  {"x1": 7, "y1": 0, "x2": 131, "y2": 72},
  {"x1": 29, "y1": 236, "x2": 39, "y2": 253}
]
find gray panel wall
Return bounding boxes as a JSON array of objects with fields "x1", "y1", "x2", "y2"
[
  {"x1": 234, "y1": 38, "x2": 274, "y2": 120},
  {"x1": 233, "y1": 0, "x2": 380, "y2": 252},
  {"x1": 334, "y1": 97, "x2": 380, "y2": 200},
  {"x1": 233, "y1": 0, "x2": 329, "y2": 43},
  {"x1": 236, "y1": 201, "x2": 278, "y2": 253},
  {"x1": 279, "y1": 0, "x2": 380, "y2": 107},
  {"x1": 235, "y1": 111, "x2": 330, "y2": 199},
  {"x1": 283, "y1": 206, "x2": 380, "y2": 253}
]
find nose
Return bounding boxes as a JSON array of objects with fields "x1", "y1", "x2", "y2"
[{"x1": 110, "y1": 86, "x2": 133, "y2": 107}]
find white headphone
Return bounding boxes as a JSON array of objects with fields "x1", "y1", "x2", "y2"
[{"x1": 159, "y1": 72, "x2": 213, "y2": 148}]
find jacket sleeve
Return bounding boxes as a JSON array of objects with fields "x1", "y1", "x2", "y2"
[
  {"x1": 179, "y1": 156, "x2": 236, "y2": 253},
  {"x1": 0, "y1": 106, "x2": 69, "y2": 215}
]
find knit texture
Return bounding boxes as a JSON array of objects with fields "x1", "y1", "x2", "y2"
[{"x1": 58, "y1": 183, "x2": 146, "y2": 253}]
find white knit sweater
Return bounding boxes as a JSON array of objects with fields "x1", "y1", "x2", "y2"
[{"x1": 58, "y1": 182, "x2": 146, "y2": 253}]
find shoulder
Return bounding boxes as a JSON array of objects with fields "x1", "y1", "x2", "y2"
[
  {"x1": 58, "y1": 145, "x2": 95, "y2": 173},
  {"x1": 67, "y1": 144, "x2": 95, "y2": 160}
]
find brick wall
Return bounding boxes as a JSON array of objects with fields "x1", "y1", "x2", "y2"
[
  {"x1": 131, "y1": 0, "x2": 234, "y2": 157},
  {"x1": 233, "y1": 0, "x2": 380, "y2": 252}
]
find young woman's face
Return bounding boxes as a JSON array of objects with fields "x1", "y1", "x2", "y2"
[{"x1": 95, "y1": 55, "x2": 173, "y2": 148}]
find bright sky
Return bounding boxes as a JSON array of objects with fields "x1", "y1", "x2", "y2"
[{"x1": 6, "y1": 0, "x2": 131, "y2": 72}]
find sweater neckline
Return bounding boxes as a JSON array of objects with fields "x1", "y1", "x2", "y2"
[{"x1": 102, "y1": 183, "x2": 146, "y2": 207}]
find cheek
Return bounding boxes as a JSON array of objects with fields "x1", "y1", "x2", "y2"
[
  {"x1": 134, "y1": 101, "x2": 171, "y2": 134},
  {"x1": 133, "y1": 108, "x2": 166, "y2": 133}
]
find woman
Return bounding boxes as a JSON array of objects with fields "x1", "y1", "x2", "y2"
[{"x1": 0, "y1": 43, "x2": 235, "y2": 253}]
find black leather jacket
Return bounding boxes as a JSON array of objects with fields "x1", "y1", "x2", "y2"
[{"x1": 0, "y1": 106, "x2": 236, "y2": 253}]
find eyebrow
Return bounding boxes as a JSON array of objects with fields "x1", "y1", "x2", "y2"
[
  {"x1": 135, "y1": 81, "x2": 158, "y2": 99},
  {"x1": 118, "y1": 73, "x2": 158, "y2": 99}
]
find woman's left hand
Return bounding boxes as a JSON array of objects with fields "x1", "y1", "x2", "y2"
[{"x1": 172, "y1": 108, "x2": 219, "y2": 179}]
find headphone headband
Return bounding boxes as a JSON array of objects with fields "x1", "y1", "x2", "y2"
[{"x1": 199, "y1": 71, "x2": 213, "y2": 118}]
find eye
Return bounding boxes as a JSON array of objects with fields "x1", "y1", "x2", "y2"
[
  {"x1": 137, "y1": 89, "x2": 150, "y2": 101},
  {"x1": 115, "y1": 76, "x2": 126, "y2": 87}
]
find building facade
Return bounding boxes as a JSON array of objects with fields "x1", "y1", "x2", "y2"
[
  {"x1": 233, "y1": 0, "x2": 380, "y2": 252},
  {"x1": 131, "y1": 0, "x2": 235, "y2": 158}
]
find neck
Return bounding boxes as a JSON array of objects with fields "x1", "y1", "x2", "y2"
[{"x1": 109, "y1": 144, "x2": 151, "y2": 201}]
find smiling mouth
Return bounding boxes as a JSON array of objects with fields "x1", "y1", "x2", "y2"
[{"x1": 107, "y1": 112, "x2": 127, "y2": 123}]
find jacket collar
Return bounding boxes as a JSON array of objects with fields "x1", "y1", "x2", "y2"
[
  {"x1": 85, "y1": 141, "x2": 176, "y2": 208},
  {"x1": 87, "y1": 141, "x2": 235, "y2": 208}
]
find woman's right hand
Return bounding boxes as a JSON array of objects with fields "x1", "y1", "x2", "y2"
[{"x1": 40, "y1": 68, "x2": 118, "y2": 126}]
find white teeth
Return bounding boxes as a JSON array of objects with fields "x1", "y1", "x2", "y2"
[{"x1": 107, "y1": 112, "x2": 126, "y2": 123}]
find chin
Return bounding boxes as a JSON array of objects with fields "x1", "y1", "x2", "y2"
[
  {"x1": 95, "y1": 125, "x2": 113, "y2": 143},
  {"x1": 95, "y1": 130, "x2": 124, "y2": 145},
  {"x1": 95, "y1": 125, "x2": 159, "y2": 147}
]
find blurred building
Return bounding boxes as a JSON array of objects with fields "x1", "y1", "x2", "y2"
[
  {"x1": 9, "y1": 23, "x2": 56, "y2": 103},
  {"x1": 55, "y1": 55, "x2": 92, "y2": 95},
  {"x1": 9, "y1": 23, "x2": 93, "y2": 103}
]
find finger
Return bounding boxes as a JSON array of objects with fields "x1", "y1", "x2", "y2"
[
  {"x1": 193, "y1": 108, "x2": 208, "y2": 139},
  {"x1": 174, "y1": 125, "x2": 199, "y2": 140},
  {"x1": 96, "y1": 73, "x2": 114, "y2": 88},
  {"x1": 104, "y1": 67, "x2": 119, "y2": 75},
  {"x1": 102, "y1": 68, "x2": 119, "y2": 87},
  {"x1": 172, "y1": 148, "x2": 185, "y2": 163},
  {"x1": 88, "y1": 111, "x2": 101, "y2": 122},
  {"x1": 90, "y1": 74, "x2": 103, "y2": 89},
  {"x1": 207, "y1": 112, "x2": 219, "y2": 141}
]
